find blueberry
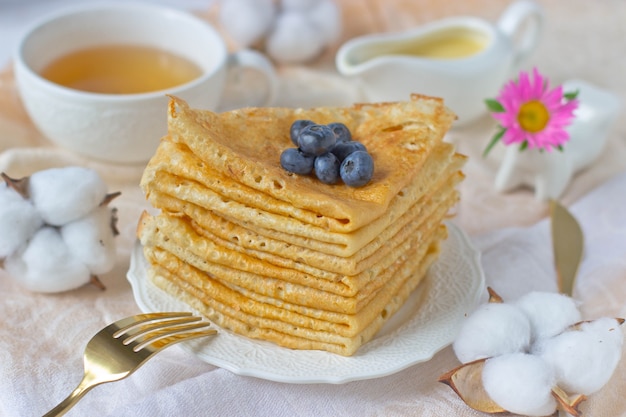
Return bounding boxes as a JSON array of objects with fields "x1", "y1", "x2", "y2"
[
  {"x1": 297, "y1": 124, "x2": 336, "y2": 156},
  {"x1": 331, "y1": 141, "x2": 366, "y2": 162},
  {"x1": 314, "y1": 153, "x2": 341, "y2": 184},
  {"x1": 280, "y1": 148, "x2": 315, "y2": 175},
  {"x1": 327, "y1": 122, "x2": 352, "y2": 143},
  {"x1": 340, "y1": 151, "x2": 374, "y2": 187},
  {"x1": 290, "y1": 119, "x2": 315, "y2": 146}
]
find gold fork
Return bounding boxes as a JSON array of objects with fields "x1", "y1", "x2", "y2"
[{"x1": 43, "y1": 312, "x2": 217, "y2": 417}]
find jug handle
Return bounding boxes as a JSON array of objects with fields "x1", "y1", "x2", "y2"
[{"x1": 497, "y1": 1, "x2": 544, "y2": 68}]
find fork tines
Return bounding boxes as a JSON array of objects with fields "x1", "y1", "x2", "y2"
[{"x1": 113, "y1": 312, "x2": 217, "y2": 352}]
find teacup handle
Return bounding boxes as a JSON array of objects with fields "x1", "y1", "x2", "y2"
[
  {"x1": 497, "y1": 0, "x2": 544, "y2": 68},
  {"x1": 221, "y1": 49, "x2": 279, "y2": 110}
]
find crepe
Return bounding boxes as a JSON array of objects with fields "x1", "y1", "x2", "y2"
[
  {"x1": 153, "y1": 94, "x2": 456, "y2": 233},
  {"x1": 138, "y1": 96, "x2": 464, "y2": 356},
  {"x1": 138, "y1": 186, "x2": 458, "y2": 294},
  {"x1": 142, "y1": 208, "x2": 444, "y2": 313},
  {"x1": 147, "y1": 233, "x2": 442, "y2": 356},
  {"x1": 137, "y1": 191, "x2": 452, "y2": 311},
  {"x1": 142, "y1": 137, "x2": 465, "y2": 255},
  {"x1": 143, "y1": 224, "x2": 445, "y2": 337},
  {"x1": 143, "y1": 171, "x2": 460, "y2": 274}
]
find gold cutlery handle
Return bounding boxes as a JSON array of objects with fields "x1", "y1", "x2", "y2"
[{"x1": 42, "y1": 374, "x2": 98, "y2": 417}]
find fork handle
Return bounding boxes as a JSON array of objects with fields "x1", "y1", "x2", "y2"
[{"x1": 42, "y1": 375, "x2": 98, "y2": 417}]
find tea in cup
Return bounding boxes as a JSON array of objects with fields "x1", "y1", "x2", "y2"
[
  {"x1": 14, "y1": 3, "x2": 278, "y2": 164},
  {"x1": 335, "y1": 1, "x2": 543, "y2": 125},
  {"x1": 38, "y1": 44, "x2": 204, "y2": 95}
]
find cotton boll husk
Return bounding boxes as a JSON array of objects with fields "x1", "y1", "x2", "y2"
[
  {"x1": 482, "y1": 353, "x2": 557, "y2": 416},
  {"x1": 452, "y1": 303, "x2": 531, "y2": 364},
  {"x1": 61, "y1": 205, "x2": 117, "y2": 275},
  {"x1": 515, "y1": 291, "x2": 582, "y2": 341},
  {"x1": 5, "y1": 227, "x2": 91, "y2": 293},
  {"x1": 0, "y1": 184, "x2": 43, "y2": 257},
  {"x1": 28, "y1": 167, "x2": 108, "y2": 226},
  {"x1": 308, "y1": 0, "x2": 342, "y2": 45},
  {"x1": 266, "y1": 12, "x2": 325, "y2": 64},
  {"x1": 219, "y1": 0, "x2": 275, "y2": 47},
  {"x1": 533, "y1": 317, "x2": 623, "y2": 395}
]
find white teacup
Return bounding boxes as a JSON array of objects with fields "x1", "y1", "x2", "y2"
[
  {"x1": 335, "y1": 1, "x2": 543, "y2": 126},
  {"x1": 14, "y1": 3, "x2": 277, "y2": 164}
]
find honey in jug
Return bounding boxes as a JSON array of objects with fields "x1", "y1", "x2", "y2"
[{"x1": 397, "y1": 28, "x2": 488, "y2": 59}]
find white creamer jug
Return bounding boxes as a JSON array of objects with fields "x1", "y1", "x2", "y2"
[{"x1": 335, "y1": 1, "x2": 543, "y2": 126}]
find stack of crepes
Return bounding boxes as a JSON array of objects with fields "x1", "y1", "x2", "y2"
[{"x1": 137, "y1": 95, "x2": 465, "y2": 356}]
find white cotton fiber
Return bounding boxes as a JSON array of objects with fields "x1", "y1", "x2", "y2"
[
  {"x1": 5, "y1": 227, "x2": 90, "y2": 293},
  {"x1": 28, "y1": 167, "x2": 107, "y2": 226},
  {"x1": 307, "y1": 0, "x2": 342, "y2": 45},
  {"x1": 482, "y1": 353, "x2": 557, "y2": 416},
  {"x1": 61, "y1": 206, "x2": 117, "y2": 275},
  {"x1": 453, "y1": 303, "x2": 531, "y2": 363},
  {"x1": 280, "y1": 0, "x2": 318, "y2": 11},
  {"x1": 533, "y1": 317, "x2": 623, "y2": 395},
  {"x1": 0, "y1": 184, "x2": 43, "y2": 257},
  {"x1": 515, "y1": 291, "x2": 582, "y2": 340},
  {"x1": 266, "y1": 12, "x2": 325, "y2": 64},
  {"x1": 219, "y1": 0, "x2": 275, "y2": 47}
]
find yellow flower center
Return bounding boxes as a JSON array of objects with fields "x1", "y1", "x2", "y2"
[{"x1": 517, "y1": 101, "x2": 550, "y2": 133}]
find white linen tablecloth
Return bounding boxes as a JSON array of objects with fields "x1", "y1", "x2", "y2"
[
  {"x1": 1, "y1": 168, "x2": 625, "y2": 417},
  {"x1": 1, "y1": 1, "x2": 625, "y2": 416}
]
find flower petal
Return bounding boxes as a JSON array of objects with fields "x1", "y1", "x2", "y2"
[
  {"x1": 531, "y1": 67, "x2": 545, "y2": 100},
  {"x1": 486, "y1": 68, "x2": 579, "y2": 152}
]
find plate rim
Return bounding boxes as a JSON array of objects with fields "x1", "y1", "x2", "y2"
[{"x1": 127, "y1": 222, "x2": 485, "y2": 384}]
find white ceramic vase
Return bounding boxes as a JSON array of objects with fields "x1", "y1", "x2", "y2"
[{"x1": 494, "y1": 79, "x2": 621, "y2": 200}]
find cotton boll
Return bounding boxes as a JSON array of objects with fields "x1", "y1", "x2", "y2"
[
  {"x1": 61, "y1": 205, "x2": 117, "y2": 275},
  {"x1": 28, "y1": 167, "x2": 108, "y2": 226},
  {"x1": 5, "y1": 227, "x2": 91, "y2": 293},
  {"x1": 534, "y1": 317, "x2": 623, "y2": 395},
  {"x1": 308, "y1": 0, "x2": 342, "y2": 45},
  {"x1": 0, "y1": 184, "x2": 43, "y2": 257},
  {"x1": 483, "y1": 353, "x2": 557, "y2": 416},
  {"x1": 219, "y1": 0, "x2": 276, "y2": 47},
  {"x1": 515, "y1": 291, "x2": 582, "y2": 341},
  {"x1": 281, "y1": 0, "x2": 318, "y2": 12},
  {"x1": 266, "y1": 12, "x2": 325, "y2": 64},
  {"x1": 453, "y1": 303, "x2": 531, "y2": 364}
]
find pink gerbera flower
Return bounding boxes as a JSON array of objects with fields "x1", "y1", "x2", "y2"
[{"x1": 484, "y1": 68, "x2": 579, "y2": 156}]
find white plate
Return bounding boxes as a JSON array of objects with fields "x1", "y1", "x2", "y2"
[{"x1": 127, "y1": 222, "x2": 484, "y2": 384}]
